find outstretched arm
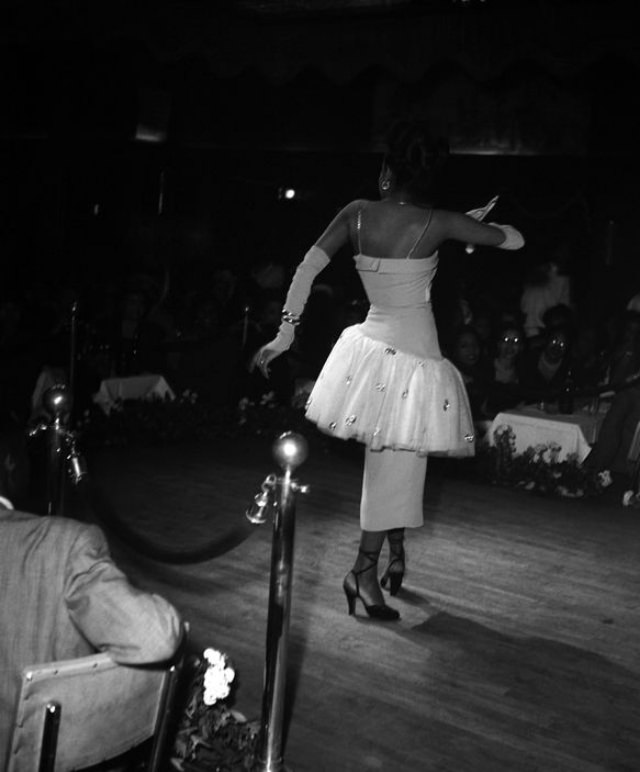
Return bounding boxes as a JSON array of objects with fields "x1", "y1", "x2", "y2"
[
  {"x1": 440, "y1": 209, "x2": 525, "y2": 251},
  {"x1": 250, "y1": 201, "x2": 360, "y2": 377}
]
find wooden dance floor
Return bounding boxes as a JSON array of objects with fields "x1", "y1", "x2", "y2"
[{"x1": 81, "y1": 435, "x2": 640, "y2": 772}]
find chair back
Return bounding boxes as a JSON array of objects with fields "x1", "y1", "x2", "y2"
[
  {"x1": 8, "y1": 648, "x2": 183, "y2": 772},
  {"x1": 628, "y1": 419, "x2": 640, "y2": 494},
  {"x1": 628, "y1": 420, "x2": 640, "y2": 464}
]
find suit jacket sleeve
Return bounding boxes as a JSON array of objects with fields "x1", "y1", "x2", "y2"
[{"x1": 64, "y1": 524, "x2": 183, "y2": 664}]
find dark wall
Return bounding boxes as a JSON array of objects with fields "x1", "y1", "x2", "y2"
[{"x1": 2, "y1": 138, "x2": 638, "y2": 326}]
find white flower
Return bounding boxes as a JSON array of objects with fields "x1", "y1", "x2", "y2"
[
  {"x1": 204, "y1": 648, "x2": 225, "y2": 668},
  {"x1": 622, "y1": 490, "x2": 640, "y2": 508},
  {"x1": 202, "y1": 648, "x2": 235, "y2": 706},
  {"x1": 260, "y1": 391, "x2": 276, "y2": 407},
  {"x1": 548, "y1": 442, "x2": 562, "y2": 463},
  {"x1": 597, "y1": 470, "x2": 613, "y2": 488}
]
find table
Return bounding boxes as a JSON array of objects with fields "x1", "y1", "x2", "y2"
[
  {"x1": 488, "y1": 406, "x2": 604, "y2": 462},
  {"x1": 93, "y1": 374, "x2": 175, "y2": 414}
]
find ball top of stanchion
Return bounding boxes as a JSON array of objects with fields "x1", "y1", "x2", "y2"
[
  {"x1": 272, "y1": 431, "x2": 309, "y2": 471},
  {"x1": 43, "y1": 384, "x2": 71, "y2": 417}
]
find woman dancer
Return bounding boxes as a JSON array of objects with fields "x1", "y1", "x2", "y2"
[{"x1": 252, "y1": 120, "x2": 524, "y2": 620}]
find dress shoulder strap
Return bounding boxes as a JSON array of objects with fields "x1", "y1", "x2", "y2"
[
  {"x1": 405, "y1": 208, "x2": 434, "y2": 260},
  {"x1": 356, "y1": 204, "x2": 366, "y2": 254}
]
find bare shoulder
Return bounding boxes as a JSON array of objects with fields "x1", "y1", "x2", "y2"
[{"x1": 343, "y1": 198, "x2": 372, "y2": 216}]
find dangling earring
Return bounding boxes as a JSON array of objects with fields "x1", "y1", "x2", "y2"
[{"x1": 381, "y1": 179, "x2": 391, "y2": 191}]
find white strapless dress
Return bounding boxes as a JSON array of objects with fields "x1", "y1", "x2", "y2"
[{"x1": 304, "y1": 253, "x2": 475, "y2": 458}]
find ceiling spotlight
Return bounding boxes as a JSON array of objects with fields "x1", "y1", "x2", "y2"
[{"x1": 278, "y1": 187, "x2": 297, "y2": 200}]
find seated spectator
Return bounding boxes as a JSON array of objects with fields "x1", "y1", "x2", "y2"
[
  {"x1": 0, "y1": 417, "x2": 183, "y2": 763},
  {"x1": 485, "y1": 323, "x2": 526, "y2": 415},
  {"x1": 492, "y1": 323, "x2": 525, "y2": 386},
  {"x1": 520, "y1": 257, "x2": 572, "y2": 340},
  {"x1": 519, "y1": 325, "x2": 573, "y2": 404},
  {"x1": 449, "y1": 325, "x2": 493, "y2": 419}
]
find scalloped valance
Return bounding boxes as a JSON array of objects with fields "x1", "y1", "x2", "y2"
[
  {"x1": 5, "y1": 3, "x2": 638, "y2": 85},
  {"x1": 4, "y1": 3, "x2": 638, "y2": 154}
]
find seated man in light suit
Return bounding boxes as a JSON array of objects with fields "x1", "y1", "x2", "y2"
[{"x1": 0, "y1": 415, "x2": 184, "y2": 767}]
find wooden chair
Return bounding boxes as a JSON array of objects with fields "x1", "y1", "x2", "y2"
[
  {"x1": 628, "y1": 419, "x2": 640, "y2": 493},
  {"x1": 7, "y1": 644, "x2": 185, "y2": 772}
]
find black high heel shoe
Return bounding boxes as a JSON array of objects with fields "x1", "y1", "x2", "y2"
[
  {"x1": 343, "y1": 549, "x2": 400, "y2": 621},
  {"x1": 380, "y1": 530, "x2": 405, "y2": 596},
  {"x1": 380, "y1": 556, "x2": 404, "y2": 596}
]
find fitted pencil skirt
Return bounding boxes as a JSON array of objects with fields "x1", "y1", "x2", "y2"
[{"x1": 360, "y1": 446, "x2": 428, "y2": 531}]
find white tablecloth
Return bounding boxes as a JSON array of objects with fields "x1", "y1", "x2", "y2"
[
  {"x1": 489, "y1": 407, "x2": 603, "y2": 462},
  {"x1": 93, "y1": 374, "x2": 175, "y2": 414}
]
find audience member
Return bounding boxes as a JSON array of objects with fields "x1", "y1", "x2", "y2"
[
  {"x1": 520, "y1": 256, "x2": 572, "y2": 340},
  {"x1": 485, "y1": 323, "x2": 526, "y2": 415},
  {"x1": 492, "y1": 324, "x2": 525, "y2": 386},
  {"x1": 519, "y1": 325, "x2": 573, "y2": 404},
  {"x1": 0, "y1": 418, "x2": 184, "y2": 764}
]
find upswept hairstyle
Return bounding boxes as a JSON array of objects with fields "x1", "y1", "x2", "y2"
[{"x1": 383, "y1": 119, "x2": 449, "y2": 197}]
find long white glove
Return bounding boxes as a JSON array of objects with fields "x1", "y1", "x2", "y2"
[
  {"x1": 487, "y1": 222, "x2": 525, "y2": 250},
  {"x1": 465, "y1": 195, "x2": 498, "y2": 254},
  {"x1": 252, "y1": 245, "x2": 331, "y2": 376},
  {"x1": 465, "y1": 195, "x2": 524, "y2": 251}
]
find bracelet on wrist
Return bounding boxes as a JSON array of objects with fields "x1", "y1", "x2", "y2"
[{"x1": 281, "y1": 309, "x2": 301, "y2": 326}]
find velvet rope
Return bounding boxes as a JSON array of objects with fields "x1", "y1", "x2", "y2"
[{"x1": 76, "y1": 480, "x2": 257, "y2": 565}]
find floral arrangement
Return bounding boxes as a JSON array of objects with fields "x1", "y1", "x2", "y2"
[
  {"x1": 479, "y1": 424, "x2": 610, "y2": 498},
  {"x1": 76, "y1": 390, "x2": 232, "y2": 447},
  {"x1": 171, "y1": 648, "x2": 259, "y2": 771}
]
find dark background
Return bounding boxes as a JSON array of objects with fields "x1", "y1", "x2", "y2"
[{"x1": 2, "y1": 0, "x2": 639, "y2": 321}]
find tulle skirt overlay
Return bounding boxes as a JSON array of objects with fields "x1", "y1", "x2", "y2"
[{"x1": 305, "y1": 325, "x2": 476, "y2": 457}]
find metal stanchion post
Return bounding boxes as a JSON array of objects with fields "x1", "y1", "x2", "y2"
[
  {"x1": 29, "y1": 384, "x2": 88, "y2": 517},
  {"x1": 69, "y1": 300, "x2": 79, "y2": 404},
  {"x1": 251, "y1": 432, "x2": 309, "y2": 772},
  {"x1": 43, "y1": 385, "x2": 72, "y2": 517}
]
